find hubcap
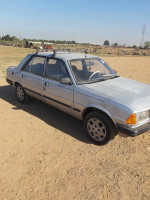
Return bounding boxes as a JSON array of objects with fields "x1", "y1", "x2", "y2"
[
  {"x1": 16, "y1": 86, "x2": 24, "y2": 101},
  {"x1": 87, "y1": 118, "x2": 106, "y2": 141}
]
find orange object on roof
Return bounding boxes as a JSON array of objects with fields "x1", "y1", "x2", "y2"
[{"x1": 45, "y1": 45, "x2": 53, "y2": 49}]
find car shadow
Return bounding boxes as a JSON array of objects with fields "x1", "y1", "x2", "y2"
[{"x1": 0, "y1": 85, "x2": 91, "y2": 144}]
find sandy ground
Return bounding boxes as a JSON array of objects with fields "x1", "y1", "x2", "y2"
[{"x1": 0, "y1": 48, "x2": 150, "y2": 200}]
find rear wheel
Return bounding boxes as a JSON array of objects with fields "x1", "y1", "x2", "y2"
[
  {"x1": 84, "y1": 112, "x2": 116, "y2": 145},
  {"x1": 16, "y1": 84, "x2": 29, "y2": 103}
]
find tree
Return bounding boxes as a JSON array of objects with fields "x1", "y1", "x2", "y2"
[
  {"x1": 1, "y1": 34, "x2": 11, "y2": 41},
  {"x1": 133, "y1": 45, "x2": 137, "y2": 49},
  {"x1": 144, "y1": 41, "x2": 150, "y2": 49},
  {"x1": 103, "y1": 40, "x2": 110, "y2": 46},
  {"x1": 1, "y1": 34, "x2": 19, "y2": 41},
  {"x1": 112, "y1": 42, "x2": 118, "y2": 47}
]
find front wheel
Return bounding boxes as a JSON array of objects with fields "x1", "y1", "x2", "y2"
[
  {"x1": 16, "y1": 84, "x2": 29, "y2": 103},
  {"x1": 84, "y1": 112, "x2": 117, "y2": 145}
]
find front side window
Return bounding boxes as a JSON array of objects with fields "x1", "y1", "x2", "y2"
[
  {"x1": 69, "y1": 58, "x2": 118, "y2": 84},
  {"x1": 30, "y1": 57, "x2": 45, "y2": 76},
  {"x1": 45, "y1": 59, "x2": 69, "y2": 81}
]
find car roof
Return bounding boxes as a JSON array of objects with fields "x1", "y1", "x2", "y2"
[{"x1": 31, "y1": 52, "x2": 98, "y2": 60}]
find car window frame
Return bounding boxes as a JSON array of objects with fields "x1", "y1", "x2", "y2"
[
  {"x1": 21, "y1": 55, "x2": 46, "y2": 77},
  {"x1": 44, "y1": 57, "x2": 72, "y2": 84}
]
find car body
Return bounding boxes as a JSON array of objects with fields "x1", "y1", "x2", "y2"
[{"x1": 6, "y1": 50, "x2": 150, "y2": 145}]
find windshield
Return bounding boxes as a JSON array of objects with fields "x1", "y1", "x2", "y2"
[{"x1": 69, "y1": 58, "x2": 118, "y2": 84}]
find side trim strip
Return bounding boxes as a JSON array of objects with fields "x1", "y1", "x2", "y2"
[
  {"x1": 24, "y1": 87, "x2": 77, "y2": 111},
  {"x1": 43, "y1": 95, "x2": 71, "y2": 108},
  {"x1": 24, "y1": 87, "x2": 41, "y2": 96},
  {"x1": 73, "y1": 108, "x2": 81, "y2": 112}
]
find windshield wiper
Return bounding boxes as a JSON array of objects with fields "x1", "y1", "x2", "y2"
[
  {"x1": 100, "y1": 74, "x2": 120, "y2": 79},
  {"x1": 87, "y1": 75, "x2": 120, "y2": 83},
  {"x1": 87, "y1": 78, "x2": 107, "y2": 84},
  {"x1": 77, "y1": 75, "x2": 120, "y2": 85},
  {"x1": 78, "y1": 78, "x2": 106, "y2": 85}
]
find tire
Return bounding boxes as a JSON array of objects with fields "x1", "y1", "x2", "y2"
[
  {"x1": 16, "y1": 84, "x2": 29, "y2": 103},
  {"x1": 84, "y1": 112, "x2": 117, "y2": 145}
]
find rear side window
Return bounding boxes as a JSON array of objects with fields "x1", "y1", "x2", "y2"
[
  {"x1": 30, "y1": 57, "x2": 45, "y2": 76},
  {"x1": 22, "y1": 58, "x2": 32, "y2": 72}
]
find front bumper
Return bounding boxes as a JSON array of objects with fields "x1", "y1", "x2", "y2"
[{"x1": 116, "y1": 121, "x2": 150, "y2": 137}]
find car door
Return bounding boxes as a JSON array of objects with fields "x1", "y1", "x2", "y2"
[
  {"x1": 20, "y1": 56, "x2": 46, "y2": 100},
  {"x1": 43, "y1": 58, "x2": 73, "y2": 113}
]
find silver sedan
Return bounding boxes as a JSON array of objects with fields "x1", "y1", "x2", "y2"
[{"x1": 6, "y1": 51, "x2": 150, "y2": 145}]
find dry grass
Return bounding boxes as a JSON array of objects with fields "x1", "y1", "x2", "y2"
[
  {"x1": 104, "y1": 56, "x2": 150, "y2": 84},
  {"x1": 0, "y1": 46, "x2": 33, "y2": 77}
]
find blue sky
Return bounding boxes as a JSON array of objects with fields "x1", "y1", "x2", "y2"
[{"x1": 0, "y1": 0, "x2": 150, "y2": 45}]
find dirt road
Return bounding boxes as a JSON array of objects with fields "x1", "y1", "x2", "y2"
[{"x1": 0, "y1": 54, "x2": 150, "y2": 200}]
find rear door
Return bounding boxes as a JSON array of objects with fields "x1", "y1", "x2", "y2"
[
  {"x1": 20, "y1": 56, "x2": 46, "y2": 100},
  {"x1": 43, "y1": 58, "x2": 73, "y2": 113}
]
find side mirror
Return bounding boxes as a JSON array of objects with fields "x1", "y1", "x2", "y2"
[
  {"x1": 113, "y1": 69, "x2": 117, "y2": 73},
  {"x1": 60, "y1": 77, "x2": 72, "y2": 85}
]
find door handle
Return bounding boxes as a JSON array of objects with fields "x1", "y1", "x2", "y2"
[
  {"x1": 20, "y1": 74, "x2": 25, "y2": 78},
  {"x1": 45, "y1": 82, "x2": 49, "y2": 86}
]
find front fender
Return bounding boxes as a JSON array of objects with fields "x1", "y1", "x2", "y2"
[
  {"x1": 82, "y1": 101, "x2": 133, "y2": 126},
  {"x1": 84, "y1": 104, "x2": 112, "y2": 119}
]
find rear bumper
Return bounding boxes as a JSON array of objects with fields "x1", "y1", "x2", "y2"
[
  {"x1": 6, "y1": 78, "x2": 13, "y2": 85},
  {"x1": 117, "y1": 121, "x2": 150, "y2": 137}
]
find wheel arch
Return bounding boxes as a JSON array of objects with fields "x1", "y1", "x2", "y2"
[
  {"x1": 14, "y1": 82, "x2": 22, "y2": 87},
  {"x1": 82, "y1": 106, "x2": 116, "y2": 128}
]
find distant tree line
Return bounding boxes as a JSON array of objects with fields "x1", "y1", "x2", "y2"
[
  {"x1": 103, "y1": 39, "x2": 150, "y2": 49},
  {"x1": 0, "y1": 34, "x2": 150, "y2": 49},
  {"x1": 0, "y1": 34, "x2": 90, "y2": 45},
  {"x1": 0, "y1": 34, "x2": 19, "y2": 42}
]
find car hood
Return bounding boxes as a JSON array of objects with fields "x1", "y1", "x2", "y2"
[{"x1": 83, "y1": 77, "x2": 150, "y2": 111}]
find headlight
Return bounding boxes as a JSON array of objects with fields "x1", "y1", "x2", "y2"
[
  {"x1": 126, "y1": 111, "x2": 150, "y2": 125},
  {"x1": 137, "y1": 110, "x2": 150, "y2": 122}
]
